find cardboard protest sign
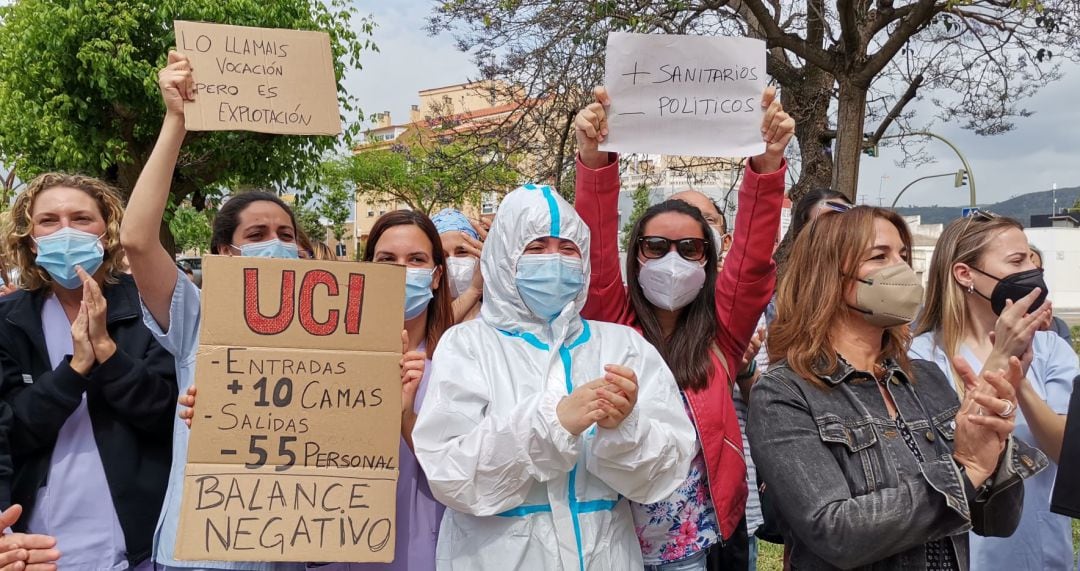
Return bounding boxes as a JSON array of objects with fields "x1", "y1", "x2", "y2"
[
  {"x1": 175, "y1": 256, "x2": 404, "y2": 562},
  {"x1": 599, "y1": 32, "x2": 767, "y2": 158},
  {"x1": 175, "y1": 21, "x2": 342, "y2": 135}
]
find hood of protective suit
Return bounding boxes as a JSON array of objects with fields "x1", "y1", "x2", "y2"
[{"x1": 480, "y1": 183, "x2": 591, "y2": 341}]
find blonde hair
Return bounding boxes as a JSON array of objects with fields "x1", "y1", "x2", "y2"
[
  {"x1": 3, "y1": 173, "x2": 127, "y2": 291},
  {"x1": 769, "y1": 206, "x2": 914, "y2": 387},
  {"x1": 311, "y1": 241, "x2": 335, "y2": 261},
  {"x1": 914, "y1": 214, "x2": 1025, "y2": 385}
]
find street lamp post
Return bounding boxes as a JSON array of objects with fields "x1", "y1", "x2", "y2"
[
  {"x1": 879, "y1": 131, "x2": 977, "y2": 206},
  {"x1": 890, "y1": 172, "x2": 961, "y2": 208}
]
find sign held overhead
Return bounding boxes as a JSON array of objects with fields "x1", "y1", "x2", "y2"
[
  {"x1": 599, "y1": 32, "x2": 767, "y2": 158},
  {"x1": 175, "y1": 21, "x2": 342, "y2": 136}
]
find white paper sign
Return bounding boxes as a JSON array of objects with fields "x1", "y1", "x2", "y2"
[{"x1": 600, "y1": 32, "x2": 767, "y2": 158}]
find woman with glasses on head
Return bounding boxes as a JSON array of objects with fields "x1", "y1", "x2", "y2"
[
  {"x1": 750, "y1": 205, "x2": 1045, "y2": 570},
  {"x1": 787, "y1": 187, "x2": 853, "y2": 241},
  {"x1": 912, "y1": 212, "x2": 1077, "y2": 570},
  {"x1": 574, "y1": 85, "x2": 793, "y2": 570}
]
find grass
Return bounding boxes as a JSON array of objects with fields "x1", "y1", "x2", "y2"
[
  {"x1": 756, "y1": 540, "x2": 782, "y2": 571},
  {"x1": 754, "y1": 522, "x2": 1079, "y2": 570}
]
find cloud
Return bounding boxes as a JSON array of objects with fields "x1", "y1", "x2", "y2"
[
  {"x1": 859, "y1": 61, "x2": 1080, "y2": 207},
  {"x1": 343, "y1": 1, "x2": 477, "y2": 128},
  {"x1": 343, "y1": 1, "x2": 1079, "y2": 207}
]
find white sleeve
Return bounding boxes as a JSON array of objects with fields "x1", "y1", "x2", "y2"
[
  {"x1": 413, "y1": 327, "x2": 581, "y2": 517},
  {"x1": 585, "y1": 337, "x2": 697, "y2": 504},
  {"x1": 139, "y1": 267, "x2": 201, "y2": 363}
]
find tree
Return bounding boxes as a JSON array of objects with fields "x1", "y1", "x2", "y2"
[
  {"x1": 290, "y1": 162, "x2": 360, "y2": 245},
  {"x1": 0, "y1": 165, "x2": 21, "y2": 211},
  {"x1": 315, "y1": 157, "x2": 358, "y2": 242},
  {"x1": 168, "y1": 203, "x2": 213, "y2": 254},
  {"x1": 292, "y1": 201, "x2": 326, "y2": 243},
  {"x1": 0, "y1": 0, "x2": 375, "y2": 238},
  {"x1": 429, "y1": 1, "x2": 1079, "y2": 201},
  {"x1": 621, "y1": 183, "x2": 652, "y2": 250},
  {"x1": 318, "y1": 184, "x2": 353, "y2": 243},
  {"x1": 343, "y1": 133, "x2": 520, "y2": 215}
]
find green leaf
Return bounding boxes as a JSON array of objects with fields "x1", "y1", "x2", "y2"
[{"x1": 0, "y1": 0, "x2": 377, "y2": 232}]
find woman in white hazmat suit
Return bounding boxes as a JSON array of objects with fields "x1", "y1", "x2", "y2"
[{"x1": 412, "y1": 183, "x2": 697, "y2": 570}]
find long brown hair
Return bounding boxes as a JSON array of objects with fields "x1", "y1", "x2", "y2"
[
  {"x1": 626, "y1": 199, "x2": 718, "y2": 391},
  {"x1": 914, "y1": 214, "x2": 1025, "y2": 383},
  {"x1": 4, "y1": 173, "x2": 127, "y2": 291},
  {"x1": 769, "y1": 206, "x2": 914, "y2": 387},
  {"x1": 363, "y1": 210, "x2": 454, "y2": 353}
]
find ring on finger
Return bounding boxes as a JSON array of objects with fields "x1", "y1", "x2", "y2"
[{"x1": 996, "y1": 400, "x2": 1016, "y2": 418}]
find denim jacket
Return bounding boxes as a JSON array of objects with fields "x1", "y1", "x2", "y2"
[{"x1": 747, "y1": 357, "x2": 1047, "y2": 570}]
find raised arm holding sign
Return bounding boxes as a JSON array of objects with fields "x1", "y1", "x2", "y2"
[{"x1": 598, "y1": 32, "x2": 768, "y2": 158}]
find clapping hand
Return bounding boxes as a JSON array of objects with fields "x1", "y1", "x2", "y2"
[
  {"x1": 0, "y1": 505, "x2": 60, "y2": 571},
  {"x1": 951, "y1": 355, "x2": 1020, "y2": 488},
  {"x1": 69, "y1": 267, "x2": 116, "y2": 375},
  {"x1": 595, "y1": 365, "x2": 639, "y2": 430}
]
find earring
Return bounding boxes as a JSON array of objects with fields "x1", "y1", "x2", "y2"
[{"x1": 967, "y1": 284, "x2": 974, "y2": 294}]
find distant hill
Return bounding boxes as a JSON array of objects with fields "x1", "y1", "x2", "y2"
[{"x1": 894, "y1": 186, "x2": 1080, "y2": 226}]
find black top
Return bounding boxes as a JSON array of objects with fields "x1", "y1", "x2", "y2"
[
  {"x1": 0, "y1": 274, "x2": 178, "y2": 566},
  {"x1": 1051, "y1": 375, "x2": 1080, "y2": 519}
]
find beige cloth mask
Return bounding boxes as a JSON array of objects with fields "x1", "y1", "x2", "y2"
[{"x1": 851, "y1": 263, "x2": 924, "y2": 328}]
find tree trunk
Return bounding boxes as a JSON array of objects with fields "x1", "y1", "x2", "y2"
[
  {"x1": 774, "y1": 67, "x2": 834, "y2": 275},
  {"x1": 784, "y1": 67, "x2": 835, "y2": 204},
  {"x1": 831, "y1": 80, "x2": 869, "y2": 202}
]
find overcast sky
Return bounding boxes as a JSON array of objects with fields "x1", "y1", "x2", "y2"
[{"x1": 348, "y1": 0, "x2": 1080, "y2": 208}]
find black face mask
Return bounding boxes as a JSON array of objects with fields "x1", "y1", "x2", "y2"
[{"x1": 970, "y1": 267, "x2": 1048, "y2": 316}]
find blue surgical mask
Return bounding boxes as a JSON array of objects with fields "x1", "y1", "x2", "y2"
[
  {"x1": 404, "y1": 267, "x2": 435, "y2": 320},
  {"x1": 33, "y1": 227, "x2": 105, "y2": 290},
  {"x1": 233, "y1": 238, "x2": 299, "y2": 259},
  {"x1": 515, "y1": 253, "x2": 584, "y2": 321}
]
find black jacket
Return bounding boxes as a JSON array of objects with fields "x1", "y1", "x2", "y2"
[
  {"x1": 0, "y1": 274, "x2": 177, "y2": 566},
  {"x1": 1052, "y1": 375, "x2": 1080, "y2": 518}
]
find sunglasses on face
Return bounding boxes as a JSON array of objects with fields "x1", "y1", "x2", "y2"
[{"x1": 638, "y1": 236, "x2": 708, "y2": 262}]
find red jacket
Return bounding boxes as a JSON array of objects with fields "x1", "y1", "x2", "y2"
[{"x1": 574, "y1": 153, "x2": 784, "y2": 540}]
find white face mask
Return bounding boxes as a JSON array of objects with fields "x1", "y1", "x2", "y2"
[
  {"x1": 710, "y1": 226, "x2": 723, "y2": 249},
  {"x1": 638, "y1": 251, "x2": 707, "y2": 311},
  {"x1": 446, "y1": 256, "x2": 476, "y2": 298}
]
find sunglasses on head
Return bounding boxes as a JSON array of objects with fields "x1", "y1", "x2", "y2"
[
  {"x1": 963, "y1": 208, "x2": 998, "y2": 221},
  {"x1": 638, "y1": 236, "x2": 708, "y2": 262},
  {"x1": 821, "y1": 200, "x2": 853, "y2": 213}
]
